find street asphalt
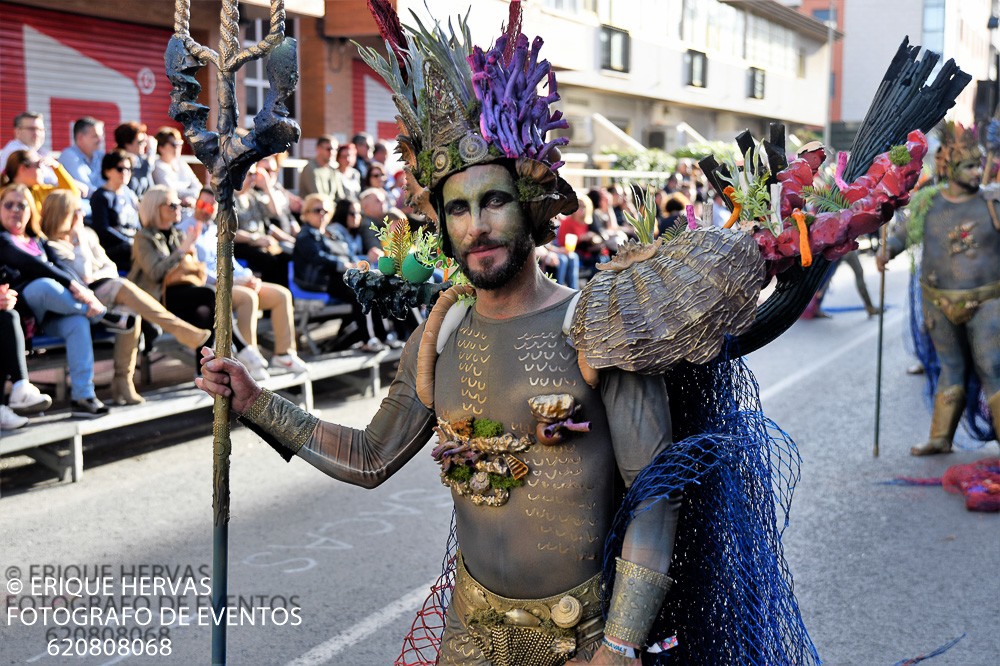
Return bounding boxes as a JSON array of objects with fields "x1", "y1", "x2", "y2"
[{"x1": 0, "y1": 251, "x2": 997, "y2": 665}]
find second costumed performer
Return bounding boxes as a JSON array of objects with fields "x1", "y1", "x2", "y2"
[{"x1": 196, "y1": 2, "x2": 966, "y2": 664}]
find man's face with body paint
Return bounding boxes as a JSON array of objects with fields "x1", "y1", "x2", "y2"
[
  {"x1": 951, "y1": 157, "x2": 983, "y2": 194},
  {"x1": 442, "y1": 164, "x2": 535, "y2": 291}
]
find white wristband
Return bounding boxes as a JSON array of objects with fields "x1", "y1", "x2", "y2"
[{"x1": 602, "y1": 636, "x2": 637, "y2": 659}]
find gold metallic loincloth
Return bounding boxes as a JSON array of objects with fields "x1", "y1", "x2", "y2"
[
  {"x1": 922, "y1": 279, "x2": 1000, "y2": 326},
  {"x1": 450, "y1": 553, "x2": 604, "y2": 666}
]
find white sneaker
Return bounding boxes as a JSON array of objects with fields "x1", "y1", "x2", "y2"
[
  {"x1": 0, "y1": 405, "x2": 28, "y2": 430},
  {"x1": 237, "y1": 346, "x2": 271, "y2": 382},
  {"x1": 8, "y1": 381, "x2": 52, "y2": 415},
  {"x1": 271, "y1": 352, "x2": 309, "y2": 374}
]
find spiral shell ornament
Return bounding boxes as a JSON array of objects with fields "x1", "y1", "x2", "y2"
[
  {"x1": 458, "y1": 133, "x2": 489, "y2": 163},
  {"x1": 505, "y1": 454, "x2": 529, "y2": 480},
  {"x1": 550, "y1": 595, "x2": 583, "y2": 628},
  {"x1": 431, "y1": 146, "x2": 452, "y2": 181}
]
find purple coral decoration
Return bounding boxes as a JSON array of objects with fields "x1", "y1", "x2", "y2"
[{"x1": 468, "y1": 33, "x2": 569, "y2": 168}]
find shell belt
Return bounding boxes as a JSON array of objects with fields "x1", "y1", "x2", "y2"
[{"x1": 453, "y1": 552, "x2": 604, "y2": 666}]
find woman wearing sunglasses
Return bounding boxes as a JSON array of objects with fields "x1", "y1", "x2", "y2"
[
  {"x1": 293, "y1": 193, "x2": 386, "y2": 352},
  {"x1": 361, "y1": 161, "x2": 388, "y2": 192},
  {"x1": 41, "y1": 190, "x2": 210, "y2": 405},
  {"x1": 150, "y1": 127, "x2": 200, "y2": 208},
  {"x1": 90, "y1": 149, "x2": 142, "y2": 271},
  {"x1": 0, "y1": 184, "x2": 109, "y2": 417},
  {"x1": 1, "y1": 149, "x2": 80, "y2": 213},
  {"x1": 130, "y1": 186, "x2": 223, "y2": 370}
]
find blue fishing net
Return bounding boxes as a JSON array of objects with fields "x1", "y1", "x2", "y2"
[
  {"x1": 602, "y1": 349, "x2": 820, "y2": 665},
  {"x1": 400, "y1": 347, "x2": 820, "y2": 665}
]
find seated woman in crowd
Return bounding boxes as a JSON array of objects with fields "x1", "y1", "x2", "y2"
[
  {"x1": 114, "y1": 121, "x2": 156, "y2": 198},
  {"x1": 293, "y1": 193, "x2": 386, "y2": 353},
  {"x1": 90, "y1": 149, "x2": 141, "y2": 271},
  {"x1": 0, "y1": 275, "x2": 52, "y2": 430},
  {"x1": 129, "y1": 186, "x2": 228, "y2": 372},
  {"x1": 587, "y1": 187, "x2": 628, "y2": 253},
  {"x1": 41, "y1": 190, "x2": 211, "y2": 405},
  {"x1": 329, "y1": 198, "x2": 372, "y2": 262},
  {"x1": 150, "y1": 127, "x2": 201, "y2": 208},
  {"x1": 233, "y1": 164, "x2": 291, "y2": 287},
  {"x1": 0, "y1": 184, "x2": 110, "y2": 417},
  {"x1": 333, "y1": 144, "x2": 361, "y2": 203},
  {"x1": 556, "y1": 192, "x2": 606, "y2": 282},
  {"x1": 361, "y1": 161, "x2": 388, "y2": 192},
  {"x1": 181, "y1": 188, "x2": 306, "y2": 378},
  {"x1": 2, "y1": 150, "x2": 81, "y2": 212},
  {"x1": 254, "y1": 155, "x2": 301, "y2": 247}
]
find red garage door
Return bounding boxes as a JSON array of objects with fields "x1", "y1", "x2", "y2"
[{"x1": 0, "y1": 3, "x2": 179, "y2": 154}]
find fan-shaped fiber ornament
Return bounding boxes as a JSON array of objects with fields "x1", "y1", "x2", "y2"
[{"x1": 570, "y1": 228, "x2": 764, "y2": 378}]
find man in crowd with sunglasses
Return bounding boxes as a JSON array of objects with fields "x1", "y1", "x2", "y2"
[{"x1": 1, "y1": 112, "x2": 58, "y2": 186}]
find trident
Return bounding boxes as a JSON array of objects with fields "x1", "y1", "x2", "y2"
[{"x1": 166, "y1": 2, "x2": 299, "y2": 662}]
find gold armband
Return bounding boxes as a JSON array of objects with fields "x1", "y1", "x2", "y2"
[
  {"x1": 603, "y1": 557, "x2": 673, "y2": 646},
  {"x1": 241, "y1": 388, "x2": 318, "y2": 455}
]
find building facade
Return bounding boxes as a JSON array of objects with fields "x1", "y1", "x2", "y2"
[
  {"x1": 0, "y1": 0, "x2": 835, "y2": 168},
  {"x1": 0, "y1": 0, "x2": 326, "y2": 160},
  {"x1": 793, "y1": 0, "x2": 1000, "y2": 147},
  {"x1": 327, "y1": 0, "x2": 835, "y2": 160}
]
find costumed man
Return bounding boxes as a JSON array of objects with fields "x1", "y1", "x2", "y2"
[
  {"x1": 879, "y1": 122, "x2": 1000, "y2": 455},
  {"x1": 196, "y1": 3, "x2": 962, "y2": 664},
  {"x1": 197, "y1": 9, "x2": 692, "y2": 661}
]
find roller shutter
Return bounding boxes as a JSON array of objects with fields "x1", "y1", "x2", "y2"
[{"x1": 0, "y1": 3, "x2": 179, "y2": 154}]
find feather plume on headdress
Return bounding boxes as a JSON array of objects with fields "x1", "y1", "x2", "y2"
[{"x1": 356, "y1": 0, "x2": 575, "y2": 231}]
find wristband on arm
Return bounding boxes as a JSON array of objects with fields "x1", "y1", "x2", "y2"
[
  {"x1": 604, "y1": 557, "x2": 673, "y2": 647},
  {"x1": 238, "y1": 388, "x2": 318, "y2": 461}
]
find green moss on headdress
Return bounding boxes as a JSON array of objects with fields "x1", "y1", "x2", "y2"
[{"x1": 516, "y1": 176, "x2": 547, "y2": 202}]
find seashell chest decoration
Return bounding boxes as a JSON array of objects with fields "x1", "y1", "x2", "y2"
[{"x1": 431, "y1": 394, "x2": 591, "y2": 506}]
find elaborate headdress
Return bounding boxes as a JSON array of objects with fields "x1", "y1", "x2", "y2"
[
  {"x1": 935, "y1": 121, "x2": 983, "y2": 180},
  {"x1": 359, "y1": 0, "x2": 576, "y2": 249}
]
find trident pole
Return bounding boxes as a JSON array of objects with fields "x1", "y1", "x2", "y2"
[
  {"x1": 167, "y1": 2, "x2": 299, "y2": 662},
  {"x1": 873, "y1": 224, "x2": 888, "y2": 458}
]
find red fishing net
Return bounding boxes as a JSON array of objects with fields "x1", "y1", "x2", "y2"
[
  {"x1": 396, "y1": 530, "x2": 457, "y2": 666},
  {"x1": 942, "y1": 458, "x2": 1000, "y2": 512}
]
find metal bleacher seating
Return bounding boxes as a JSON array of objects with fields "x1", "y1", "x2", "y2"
[
  {"x1": 8, "y1": 343, "x2": 401, "y2": 484},
  {"x1": 287, "y1": 261, "x2": 352, "y2": 354}
]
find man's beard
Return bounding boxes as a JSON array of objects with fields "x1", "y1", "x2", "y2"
[
  {"x1": 954, "y1": 176, "x2": 980, "y2": 194},
  {"x1": 455, "y1": 232, "x2": 535, "y2": 291}
]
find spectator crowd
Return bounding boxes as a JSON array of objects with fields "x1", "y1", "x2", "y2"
[{"x1": 0, "y1": 112, "x2": 719, "y2": 430}]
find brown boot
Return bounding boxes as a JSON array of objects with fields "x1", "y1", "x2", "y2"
[
  {"x1": 114, "y1": 281, "x2": 210, "y2": 350},
  {"x1": 111, "y1": 325, "x2": 145, "y2": 406},
  {"x1": 911, "y1": 385, "x2": 965, "y2": 456}
]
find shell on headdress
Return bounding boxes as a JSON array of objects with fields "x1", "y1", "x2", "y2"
[
  {"x1": 516, "y1": 158, "x2": 578, "y2": 234},
  {"x1": 570, "y1": 228, "x2": 765, "y2": 375},
  {"x1": 458, "y1": 133, "x2": 490, "y2": 163},
  {"x1": 550, "y1": 595, "x2": 583, "y2": 628},
  {"x1": 396, "y1": 133, "x2": 418, "y2": 169},
  {"x1": 527, "y1": 394, "x2": 577, "y2": 423}
]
